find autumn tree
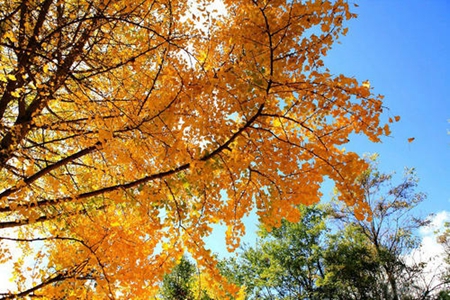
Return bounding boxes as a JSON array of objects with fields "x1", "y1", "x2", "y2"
[{"x1": 0, "y1": 0, "x2": 391, "y2": 298}]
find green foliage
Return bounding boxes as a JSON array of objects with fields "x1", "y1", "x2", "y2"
[
  {"x1": 321, "y1": 224, "x2": 384, "y2": 299},
  {"x1": 160, "y1": 256, "x2": 215, "y2": 300},
  {"x1": 439, "y1": 222, "x2": 450, "y2": 264},
  {"x1": 437, "y1": 291, "x2": 450, "y2": 300},
  {"x1": 161, "y1": 256, "x2": 197, "y2": 300},
  {"x1": 220, "y1": 205, "x2": 329, "y2": 299},
  {"x1": 219, "y1": 159, "x2": 448, "y2": 299},
  {"x1": 220, "y1": 205, "x2": 388, "y2": 300}
]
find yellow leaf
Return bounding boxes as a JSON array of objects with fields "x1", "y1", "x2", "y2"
[
  {"x1": 198, "y1": 50, "x2": 208, "y2": 63},
  {"x1": 4, "y1": 31, "x2": 18, "y2": 43},
  {"x1": 273, "y1": 118, "x2": 282, "y2": 128},
  {"x1": 383, "y1": 124, "x2": 391, "y2": 136},
  {"x1": 236, "y1": 286, "x2": 247, "y2": 300},
  {"x1": 362, "y1": 80, "x2": 370, "y2": 88},
  {"x1": 10, "y1": 91, "x2": 20, "y2": 97},
  {"x1": 111, "y1": 221, "x2": 121, "y2": 227}
]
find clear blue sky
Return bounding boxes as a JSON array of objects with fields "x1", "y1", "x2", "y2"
[
  {"x1": 324, "y1": 1, "x2": 450, "y2": 216},
  {"x1": 207, "y1": 1, "x2": 450, "y2": 256}
]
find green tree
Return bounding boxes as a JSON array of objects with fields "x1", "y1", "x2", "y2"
[
  {"x1": 220, "y1": 205, "x2": 386, "y2": 300},
  {"x1": 220, "y1": 159, "x2": 447, "y2": 299},
  {"x1": 331, "y1": 157, "x2": 436, "y2": 299},
  {"x1": 161, "y1": 256, "x2": 196, "y2": 300},
  {"x1": 219, "y1": 205, "x2": 329, "y2": 299},
  {"x1": 439, "y1": 222, "x2": 450, "y2": 267},
  {"x1": 437, "y1": 222, "x2": 450, "y2": 297},
  {"x1": 321, "y1": 224, "x2": 384, "y2": 299},
  {"x1": 160, "y1": 256, "x2": 214, "y2": 300}
]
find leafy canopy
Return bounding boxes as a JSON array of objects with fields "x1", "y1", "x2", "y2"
[{"x1": 0, "y1": 0, "x2": 392, "y2": 298}]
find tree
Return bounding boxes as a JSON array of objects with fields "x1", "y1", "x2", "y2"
[
  {"x1": 439, "y1": 222, "x2": 450, "y2": 268},
  {"x1": 219, "y1": 205, "x2": 385, "y2": 300},
  {"x1": 220, "y1": 160, "x2": 447, "y2": 299},
  {"x1": 437, "y1": 222, "x2": 450, "y2": 297},
  {"x1": 322, "y1": 223, "x2": 384, "y2": 300},
  {"x1": 160, "y1": 256, "x2": 197, "y2": 300},
  {"x1": 161, "y1": 255, "x2": 246, "y2": 300},
  {"x1": 331, "y1": 157, "x2": 434, "y2": 299},
  {"x1": 219, "y1": 205, "x2": 329, "y2": 299},
  {"x1": 0, "y1": 0, "x2": 390, "y2": 298},
  {"x1": 160, "y1": 255, "x2": 214, "y2": 300}
]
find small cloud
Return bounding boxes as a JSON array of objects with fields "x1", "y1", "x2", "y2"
[{"x1": 420, "y1": 211, "x2": 450, "y2": 236}]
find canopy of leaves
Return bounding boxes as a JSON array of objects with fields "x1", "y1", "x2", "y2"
[{"x1": 0, "y1": 0, "x2": 390, "y2": 298}]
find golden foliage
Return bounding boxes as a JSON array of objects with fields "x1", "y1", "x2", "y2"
[{"x1": 0, "y1": 0, "x2": 388, "y2": 298}]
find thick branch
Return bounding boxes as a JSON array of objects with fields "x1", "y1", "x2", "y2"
[
  {"x1": 0, "y1": 104, "x2": 265, "y2": 214},
  {"x1": 0, "y1": 142, "x2": 101, "y2": 201}
]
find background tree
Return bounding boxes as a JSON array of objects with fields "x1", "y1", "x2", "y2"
[
  {"x1": 220, "y1": 160, "x2": 448, "y2": 299},
  {"x1": 219, "y1": 205, "x2": 384, "y2": 300},
  {"x1": 0, "y1": 0, "x2": 391, "y2": 298},
  {"x1": 437, "y1": 222, "x2": 450, "y2": 297},
  {"x1": 322, "y1": 223, "x2": 384, "y2": 300},
  {"x1": 331, "y1": 157, "x2": 430, "y2": 299},
  {"x1": 439, "y1": 222, "x2": 450, "y2": 269},
  {"x1": 160, "y1": 256, "x2": 196, "y2": 300},
  {"x1": 160, "y1": 255, "x2": 215, "y2": 300},
  {"x1": 220, "y1": 205, "x2": 329, "y2": 299}
]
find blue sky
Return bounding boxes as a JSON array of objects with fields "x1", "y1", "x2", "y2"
[
  {"x1": 321, "y1": 1, "x2": 450, "y2": 274},
  {"x1": 324, "y1": 1, "x2": 450, "y2": 216}
]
